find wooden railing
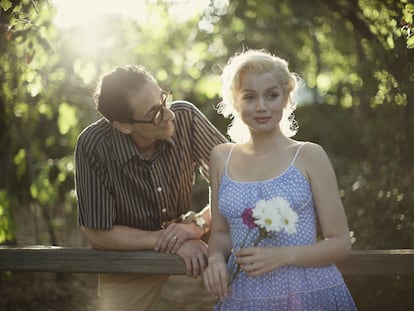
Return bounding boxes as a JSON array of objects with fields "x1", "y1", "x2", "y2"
[{"x1": 0, "y1": 246, "x2": 413, "y2": 276}]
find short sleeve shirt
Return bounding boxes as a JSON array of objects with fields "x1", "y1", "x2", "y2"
[{"x1": 75, "y1": 101, "x2": 227, "y2": 230}]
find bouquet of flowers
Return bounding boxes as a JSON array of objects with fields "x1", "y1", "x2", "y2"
[{"x1": 227, "y1": 196, "x2": 298, "y2": 288}]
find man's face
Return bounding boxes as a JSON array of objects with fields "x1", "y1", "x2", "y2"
[{"x1": 127, "y1": 81, "x2": 175, "y2": 141}]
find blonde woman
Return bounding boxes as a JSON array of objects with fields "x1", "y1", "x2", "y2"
[{"x1": 203, "y1": 50, "x2": 356, "y2": 310}]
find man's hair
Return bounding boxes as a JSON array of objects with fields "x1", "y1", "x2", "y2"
[{"x1": 94, "y1": 65, "x2": 156, "y2": 122}]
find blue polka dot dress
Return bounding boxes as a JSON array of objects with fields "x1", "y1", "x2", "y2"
[{"x1": 215, "y1": 143, "x2": 357, "y2": 311}]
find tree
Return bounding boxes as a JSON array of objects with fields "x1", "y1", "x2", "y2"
[
  {"x1": 1, "y1": 0, "x2": 414, "y2": 309},
  {"x1": 200, "y1": 0, "x2": 414, "y2": 250},
  {"x1": 0, "y1": 0, "x2": 65, "y2": 244}
]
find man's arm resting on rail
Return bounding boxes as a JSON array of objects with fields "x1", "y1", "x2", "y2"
[{"x1": 83, "y1": 225, "x2": 161, "y2": 250}]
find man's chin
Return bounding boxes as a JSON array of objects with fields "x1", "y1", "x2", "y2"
[{"x1": 160, "y1": 125, "x2": 175, "y2": 139}]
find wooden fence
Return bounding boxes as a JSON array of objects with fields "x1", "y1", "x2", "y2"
[{"x1": 0, "y1": 246, "x2": 413, "y2": 276}]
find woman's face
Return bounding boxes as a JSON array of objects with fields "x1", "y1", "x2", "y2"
[{"x1": 234, "y1": 70, "x2": 287, "y2": 135}]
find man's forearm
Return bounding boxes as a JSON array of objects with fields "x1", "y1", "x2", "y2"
[{"x1": 83, "y1": 225, "x2": 161, "y2": 250}]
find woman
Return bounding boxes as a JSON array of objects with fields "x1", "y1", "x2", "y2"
[{"x1": 203, "y1": 49, "x2": 356, "y2": 310}]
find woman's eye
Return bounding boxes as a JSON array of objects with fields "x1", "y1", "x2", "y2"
[
  {"x1": 267, "y1": 93, "x2": 279, "y2": 100},
  {"x1": 243, "y1": 94, "x2": 255, "y2": 101}
]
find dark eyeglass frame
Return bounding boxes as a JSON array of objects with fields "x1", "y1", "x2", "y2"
[{"x1": 128, "y1": 89, "x2": 173, "y2": 126}]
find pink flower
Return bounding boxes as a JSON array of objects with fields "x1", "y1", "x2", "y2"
[{"x1": 241, "y1": 208, "x2": 257, "y2": 229}]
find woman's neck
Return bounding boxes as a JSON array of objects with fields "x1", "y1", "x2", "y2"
[{"x1": 247, "y1": 130, "x2": 289, "y2": 153}]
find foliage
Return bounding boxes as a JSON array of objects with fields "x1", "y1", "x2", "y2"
[
  {"x1": 401, "y1": 3, "x2": 414, "y2": 48},
  {"x1": 0, "y1": 0, "x2": 83, "y2": 244},
  {"x1": 202, "y1": 0, "x2": 414, "y2": 250},
  {"x1": 0, "y1": 0, "x2": 413, "y2": 258},
  {"x1": 1, "y1": 0, "x2": 413, "y2": 309}
]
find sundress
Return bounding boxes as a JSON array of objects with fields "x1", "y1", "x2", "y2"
[{"x1": 215, "y1": 143, "x2": 357, "y2": 311}]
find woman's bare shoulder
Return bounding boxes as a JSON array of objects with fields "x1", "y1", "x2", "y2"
[
  {"x1": 298, "y1": 141, "x2": 334, "y2": 173},
  {"x1": 211, "y1": 142, "x2": 235, "y2": 157},
  {"x1": 304, "y1": 141, "x2": 328, "y2": 156},
  {"x1": 210, "y1": 143, "x2": 235, "y2": 168}
]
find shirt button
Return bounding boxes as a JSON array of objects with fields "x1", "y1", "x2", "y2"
[
  {"x1": 161, "y1": 208, "x2": 167, "y2": 213},
  {"x1": 157, "y1": 187, "x2": 162, "y2": 192}
]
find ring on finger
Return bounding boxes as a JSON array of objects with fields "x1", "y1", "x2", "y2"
[{"x1": 171, "y1": 235, "x2": 177, "y2": 241}]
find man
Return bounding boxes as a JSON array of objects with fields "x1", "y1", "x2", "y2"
[{"x1": 74, "y1": 64, "x2": 227, "y2": 310}]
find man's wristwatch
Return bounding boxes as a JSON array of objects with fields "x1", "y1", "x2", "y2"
[
  {"x1": 194, "y1": 215, "x2": 207, "y2": 230},
  {"x1": 180, "y1": 211, "x2": 208, "y2": 232}
]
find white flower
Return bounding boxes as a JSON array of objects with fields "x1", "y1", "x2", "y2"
[
  {"x1": 252, "y1": 197, "x2": 297, "y2": 234},
  {"x1": 226, "y1": 196, "x2": 297, "y2": 294},
  {"x1": 279, "y1": 203, "x2": 299, "y2": 234}
]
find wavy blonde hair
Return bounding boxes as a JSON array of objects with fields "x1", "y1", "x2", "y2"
[{"x1": 217, "y1": 49, "x2": 299, "y2": 143}]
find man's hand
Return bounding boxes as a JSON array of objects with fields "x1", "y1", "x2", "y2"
[
  {"x1": 155, "y1": 222, "x2": 203, "y2": 254},
  {"x1": 175, "y1": 239, "x2": 208, "y2": 277}
]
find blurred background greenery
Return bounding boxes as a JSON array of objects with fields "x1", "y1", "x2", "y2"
[{"x1": 0, "y1": 0, "x2": 413, "y2": 310}]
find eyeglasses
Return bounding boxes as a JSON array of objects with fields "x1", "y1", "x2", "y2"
[{"x1": 128, "y1": 89, "x2": 173, "y2": 126}]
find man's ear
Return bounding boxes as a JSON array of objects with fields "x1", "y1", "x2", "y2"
[{"x1": 112, "y1": 121, "x2": 133, "y2": 134}]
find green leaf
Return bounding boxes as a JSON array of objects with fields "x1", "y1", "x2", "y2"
[
  {"x1": 407, "y1": 36, "x2": 414, "y2": 49},
  {"x1": 403, "y1": 4, "x2": 414, "y2": 24},
  {"x1": 0, "y1": 0, "x2": 12, "y2": 11},
  {"x1": 58, "y1": 103, "x2": 77, "y2": 135}
]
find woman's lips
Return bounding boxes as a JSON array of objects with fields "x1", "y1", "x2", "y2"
[{"x1": 253, "y1": 117, "x2": 271, "y2": 123}]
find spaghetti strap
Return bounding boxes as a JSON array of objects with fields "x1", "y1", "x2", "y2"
[
  {"x1": 291, "y1": 142, "x2": 306, "y2": 165},
  {"x1": 225, "y1": 144, "x2": 236, "y2": 172}
]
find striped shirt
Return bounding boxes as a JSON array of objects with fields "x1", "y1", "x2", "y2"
[{"x1": 75, "y1": 101, "x2": 227, "y2": 230}]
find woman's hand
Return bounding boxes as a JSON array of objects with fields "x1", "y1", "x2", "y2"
[
  {"x1": 236, "y1": 246, "x2": 290, "y2": 276},
  {"x1": 203, "y1": 256, "x2": 229, "y2": 299}
]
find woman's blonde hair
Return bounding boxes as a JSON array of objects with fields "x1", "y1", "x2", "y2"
[{"x1": 217, "y1": 49, "x2": 299, "y2": 142}]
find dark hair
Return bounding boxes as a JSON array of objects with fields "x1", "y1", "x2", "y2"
[{"x1": 94, "y1": 65, "x2": 156, "y2": 122}]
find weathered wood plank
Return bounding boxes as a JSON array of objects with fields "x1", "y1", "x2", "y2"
[
  {"x1": 336, "y1": 249, "x2": 414, "y2": 276},
  {"x1": 1, "y1": 247, "x2": 413, "y2": 276},
  {"x1": 0, "y1": 246, "x2": 185, "y2": 274}
]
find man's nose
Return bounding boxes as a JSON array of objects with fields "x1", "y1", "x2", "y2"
[{"x1": 164, "y1": 107, "x2": 175, "y2": 120}]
